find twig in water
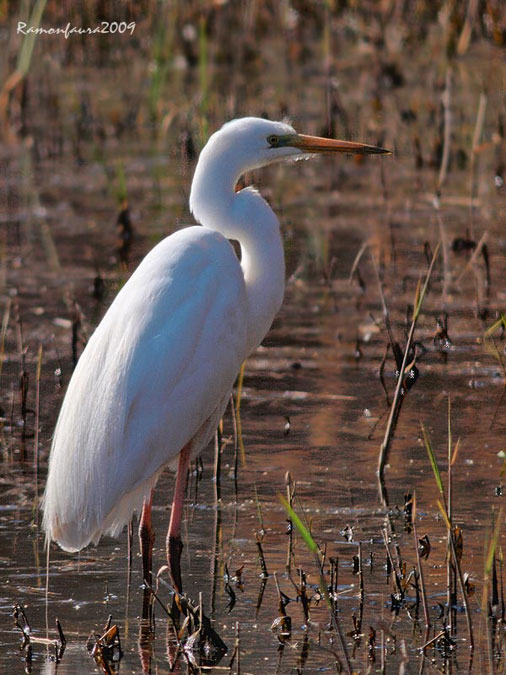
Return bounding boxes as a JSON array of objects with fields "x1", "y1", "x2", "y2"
[
  {"x1": 469, "y1": 92, "x2": 488, "y2": 233},
  {"x1": 419, "y1": 630, "x2": 445, "y2": 651},
  {"x1": 412, "y1": 494, "x2": 430, "y2": 630},
  {"x1": 13, "y1": 604, "x2": 66, "y2": 665},
  {"x1": 482, "y1": 506, "x2": 504, "y2": 672},
  {"x1": 438, "y1": 67, "x2": 452, "y2": 191},
  {"x1": 348, "y1": 241, "x2": 369, "y2": 284},
  {"x1": 32, "y1": 344, "x2": 43, "y2": 486},
  {"x1": 0, "y1": 298, "x2": 11, "y2": 383},
  {"x1": 434, "y1": 208, "x2": 450, "y2": 300},
  {"x1": 377, "y1": 244, "x2": 441, "y2": 494},
  {"x1": 213, "y1": 424, "x2": 222, "y2": 503},
  {"x1": 456, "y1": 230, "x2": 488, "y2": 285},
  {"x1": 483, "y1": 314, "x2": 506, "y2": 429},
  {"x1": 421, "y1": 424, "x2": 474, "y2": 649},
  {"x1": 271, "y1": 571, "x2": 292, "y2": 639},
  {"x1": 447, "y1": 398, "x2": 458, "y2": 637},
  {"x1": 227, "y1": 621, "x2": 241, "y2": 673},
  {"x1": 255, "y1": 535, "x2": 268, "y2": 579},
  {"x1": 285, "y1": 471, "x2": 295, "y2": 574},
  {"x1": 381, "y1": 527, "x2": 404, "y2": 602}
]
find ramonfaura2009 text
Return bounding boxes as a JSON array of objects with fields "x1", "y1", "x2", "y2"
[{"x1": 16, "y1": 21, "x2": 136, "y2": 38}]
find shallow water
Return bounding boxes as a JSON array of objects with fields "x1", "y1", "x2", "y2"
[{"x1": 1, "y1": 4, "x2": 506, "y2": 673}]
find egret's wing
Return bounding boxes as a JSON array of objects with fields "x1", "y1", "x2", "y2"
[{"x1": 43, "y1": 227, "x2": 248, "y2": 550}]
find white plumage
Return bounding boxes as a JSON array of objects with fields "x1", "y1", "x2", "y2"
[
  {"x1": 44, "y1": 227, "x2": 248, "y2": 550},
  {"x1": 42, "y1": 116, "x2": 388, "y2": 561}
]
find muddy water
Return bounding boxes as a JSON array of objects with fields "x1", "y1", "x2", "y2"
[{"x1": 1, "y1": 8, "x2": 506, "y2": 673}]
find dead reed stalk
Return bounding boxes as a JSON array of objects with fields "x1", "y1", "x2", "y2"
[{"x1": 377, "y1": 243, "x2": 441, "y2": 493}]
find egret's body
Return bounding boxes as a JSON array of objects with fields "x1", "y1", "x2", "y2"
[
  {"x1": 43, "y1": 117, "x2": 388, "y2": 589},
  {"x1": 44, "y1": 227, "x2": 250, "y2": 551}
]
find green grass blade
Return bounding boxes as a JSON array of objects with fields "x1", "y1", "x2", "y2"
[
  {"x1": 421, "y1": 423, "x2": 444, "y2": 497},
  {"x1": 414, "y1": 242, "x2": 441, "y2": 318},
  {"x1": 17, "y1": 0, "x2": 47, "y2": 76},
  {"x1": 484, "y1": 313, "x2": 506, "y2": 338},
  {"x1": 437, "y1": 499, "x2": 451, "y2": 530},
  {"x1": 279, "y1": 495, "x2": 318, "y2": 554},
  {"x1": 485, "y1": 507, "x2": 503, "y2": 576}
]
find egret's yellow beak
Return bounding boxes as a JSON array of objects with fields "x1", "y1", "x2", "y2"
[{"x1": 290, "y1": 133, "x2": 390, "y2": 155}]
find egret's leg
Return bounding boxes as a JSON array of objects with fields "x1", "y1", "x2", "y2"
[
  {"x1": 139, "y1": 491, "x2": 155, "y2": 586},
  {"x1": 166, "y1": 442, "x2": 191, "y2": 593}
]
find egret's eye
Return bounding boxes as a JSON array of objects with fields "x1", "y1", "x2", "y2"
[{"x1": 267, "y1": 135, "x2": 279, "y2": 147}]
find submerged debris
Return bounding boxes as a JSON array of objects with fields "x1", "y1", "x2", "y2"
[
  {"x1": 271, "y1": 572, "x2": 292, "y2": 644},
  {"x1": 87, "y1": 616, "x2": 123, "y2": 673},
  {"x1": 13, "y1": 604, "x2": 66, "y2": 669},
  {"x1": 145, "y1": 582, "x2": 227, "y2": 668}
]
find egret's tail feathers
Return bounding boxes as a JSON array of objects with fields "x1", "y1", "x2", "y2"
[
  {"x1": 42, "y1": 471, "x2": 161, "y2": 553},
  {"x1": 42, "y1": 506, "x2": 93, "y2": 553}
]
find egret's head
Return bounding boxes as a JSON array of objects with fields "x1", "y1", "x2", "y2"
[
  {"x1": 190, "y1": 117, "x2": 390, "y2": 227},
  {"x1": 209, "y1": 117, "x2": 303, "y2": 170},
  {"x1": 204, "y1": 116, "x2": 390, "y2": 173}
]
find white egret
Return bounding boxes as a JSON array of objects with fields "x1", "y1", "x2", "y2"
[{"x1": 42, "y1": 117, "x2": 389, "y2": 592}]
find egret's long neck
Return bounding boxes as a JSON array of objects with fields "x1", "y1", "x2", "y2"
[{"x1": 190, "y1": 151, "x2": 285, "y2": 353}]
